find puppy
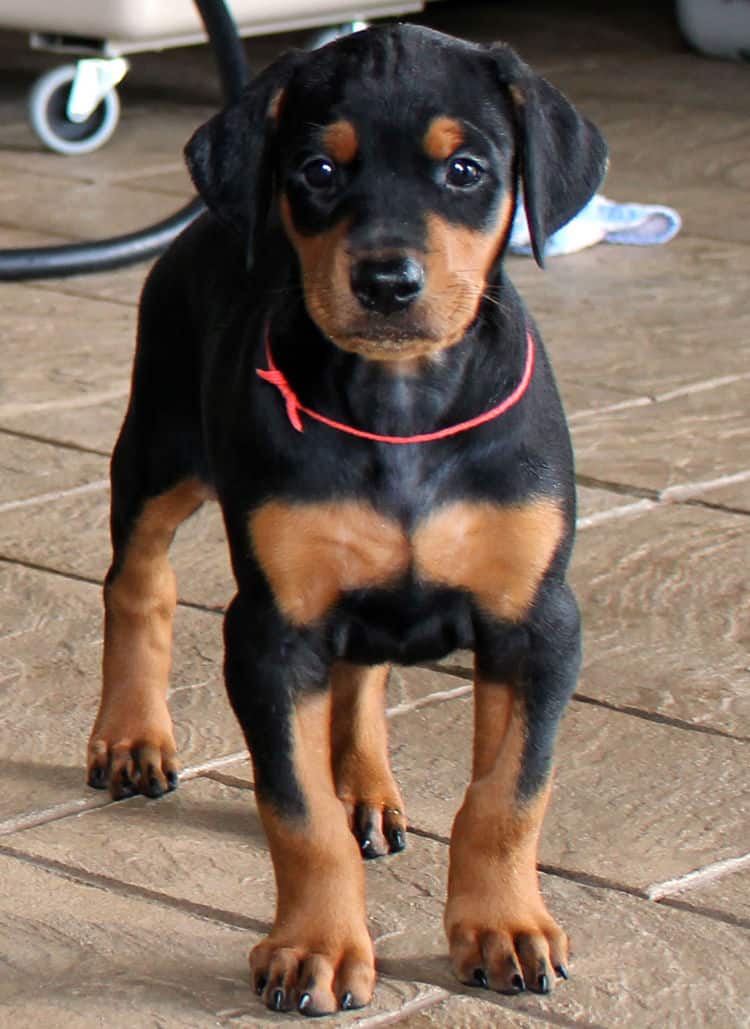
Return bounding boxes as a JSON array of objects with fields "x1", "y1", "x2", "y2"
[{"x1": 87, "y1": 23, "x2": 607, "y2": 1016}]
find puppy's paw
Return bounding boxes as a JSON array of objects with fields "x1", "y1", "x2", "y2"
[
  {"x1": 339, "y1": 795, "x2": 408, "y2": 860},
  {"x1": 87, "y1": 715, "x2": 178, "y2": 800},
  {"x1": 446, "y1": 892, "x2": 569, "y2": 995},
  {"x1": 250, "y1": 927, "x2": 375, "y2": 1016}
]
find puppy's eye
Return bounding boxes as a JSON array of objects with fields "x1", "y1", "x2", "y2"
[
  {"x1": 445, "y1": 157, "x2": 483, "y2": 188},
  {"x1": 302, "y1": 158, "x2": 336, "y2": 189}
]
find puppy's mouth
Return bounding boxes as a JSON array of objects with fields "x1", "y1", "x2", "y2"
[{"x1": 328, "y1": 314, "x2": 444, "y2": 361}]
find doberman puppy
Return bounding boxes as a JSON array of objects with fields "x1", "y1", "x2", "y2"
[{"x1": 87, "y1": 23, "x2": 607, "y2": 1017}]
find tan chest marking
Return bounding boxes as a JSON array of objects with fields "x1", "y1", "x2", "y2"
[
  {"x1": 412, "y1": 498, "x2": 565, "y2": 622},
  {"x1": 250, "y1": 500, "x2": 410, "y2": 626},
  {"x1": 249, "y1": 497, "x2": 563, "y2": 626}
]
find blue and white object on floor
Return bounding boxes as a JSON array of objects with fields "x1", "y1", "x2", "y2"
[{"x1": 509, "y1": 194, "x2": 682, "y2": 258}]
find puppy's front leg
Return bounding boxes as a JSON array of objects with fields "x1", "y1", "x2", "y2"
[
  {"x1": 224, "y1": 596, "x2": 375, "y2": 1017},
  {"x1": 445, "y1": 583, "x2": 580, "y2": 994}
]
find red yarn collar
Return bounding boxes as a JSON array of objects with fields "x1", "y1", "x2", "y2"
[{"x1": 256, "y1": 328, "x2": 535, "y2": 444}]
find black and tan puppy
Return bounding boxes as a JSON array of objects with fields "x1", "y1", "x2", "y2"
[{"x1": 87, "y1": 24, "x2": 607, "y2": 1016}]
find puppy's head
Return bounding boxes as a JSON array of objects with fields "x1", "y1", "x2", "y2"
[{"x1": 187, "y1": 25, "x2": 607, "y2": 362}]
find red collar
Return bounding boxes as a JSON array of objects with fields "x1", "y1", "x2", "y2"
[{"x1": 256, "y1": 328, "x2": 535, "y2": 444}]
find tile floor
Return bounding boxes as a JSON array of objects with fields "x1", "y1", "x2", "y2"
[{"x1": 1, "y1": 1, "x2": 748, "y2": 1025}]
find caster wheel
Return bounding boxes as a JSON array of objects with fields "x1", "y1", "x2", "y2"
[{"x1": 29, "y1": 64, "x2": 120, "y2": 156}]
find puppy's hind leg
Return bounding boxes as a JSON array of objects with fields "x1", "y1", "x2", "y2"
[{"x1": 331, "y1": 663, "x2": 407, "y2": 859}]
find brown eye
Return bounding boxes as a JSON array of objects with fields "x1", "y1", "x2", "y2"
[
  {"x1": 445, "y1": 157, "x2": 483, "y2": 188},
  {"x1": 302, "y1": 158, "x2": 336, "y2": 189}
]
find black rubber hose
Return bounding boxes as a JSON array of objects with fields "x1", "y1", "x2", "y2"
[{"x1": 0, "y1": 0, "x2": 249, "y2": 281}]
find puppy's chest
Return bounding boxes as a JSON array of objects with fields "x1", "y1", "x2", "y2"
[{"x1": 249, "y1": 495, "x2": 563, "y2": 627}]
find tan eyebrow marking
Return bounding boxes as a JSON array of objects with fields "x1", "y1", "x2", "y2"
[
  {"x1": 424, "y1": 116, "x2": 465, "y2": 161},
  {"x1": 323, "y1": 120, "x2": 359, "y2": 164}
]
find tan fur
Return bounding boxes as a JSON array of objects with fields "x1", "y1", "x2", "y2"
[
  {"x1": 249, "y1": 500, "x2": 410, "y2": 626},
  {"x1": 88, "y1": 478, "x2": 208, "y2": 784},
  {"x1": 251, "y1": 689, "x2": 375, "y2": 1010},
  {"x1": 323, "y1": 119, "x2": 359, "y2": 164},
  {"x1": 279, "y1": 189, "x2": 514, "y2": 362},
  {"x1": 423, "y1": 116, "x2": 465, "y2": 160},
  {"x1": 330, "y1": 664, "x2": 406, "y2": 844},
  {"x1": 250, "y1": 497, "x2": 562, "y2": 627},
  {"x1": 413, "y1": 497, "x2": 565, "y2": 622},
  {"x1": 445, "y1": 675, "x2": 568, "y2": 988}
]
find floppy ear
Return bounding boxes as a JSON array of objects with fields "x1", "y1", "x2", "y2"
[
  {"x1": 491, "y1": 45, "x2": 608, "y2": 267},
  {"x1": 185, "y1": 51, "x2": 301, "y2": 266}
]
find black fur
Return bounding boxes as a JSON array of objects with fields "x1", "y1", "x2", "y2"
[{"x1": 110, "y1": 24, "x2": 605, "y2": 825}]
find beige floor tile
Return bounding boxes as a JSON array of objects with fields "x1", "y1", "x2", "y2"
[
  {"x1": 10, "y1": 772, "x2": 747, "y2": 1027},
  {"x1": 0, "y1": 850, "x2": 424, "y2": 1026},
  {"x1": 662, "y1": 864, "x2": 750, "y2": 926},
  {"x1": 0, "y1": 398, "x2": 128, "y2": 455},
  {"x1": 0, "y1": 483, "x2": 234, "y2": 608},
  {"x1": 0, "y1": 164, "x2": 190, "y2": 241},
  {"x1": 572, "y1": 504, "x2": 749, "y2": 734},
  {"x1": 571, "y1": 379, "x2": 750, "y2": 495},
  {"x1": 0, "y1": 104, "x2": 212, "y2": 184},
  {"x1": 0, "y1": 432, "x2": 108, "y2": 504},
  {"x1": 0, "y1": 563, "x2": 241, "y2": 825},
  {"x1": 375, "y1": 867, "x2": 750, "y2": 1029},
  {"x1": 0, "y1": 284, "x2": 135, "y2": 411},
  {"x1": 386, "y1": 995, "x2": 553, "y2": 1027},
  {"x1": 194, "y1": 679, "x2": 749, "y2": 894},
  {"x1": 0, "y1": 558, "x2": 471, "y2": 826},
  {"x1": 512, "y1": 236, "x2": 749, "y2": 397}
]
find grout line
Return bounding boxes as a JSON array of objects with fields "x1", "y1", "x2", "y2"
[
  {"x1": 661, "y1": 468, "x2": 750, "y2": 502},
  {"x1": 0, "y1": 554, "x2": 104, "y2": 591},
  {"x1": 571, "y1": 694, "x2": 749, "y2": 744},
  {"x1": 385, "y1": 683, "x2": 473, "y2": 718},
  {"x1": 646, "y1": 852, "x2": 750, "y2": 901},
  {"x1": 569, "y1": 396, "x2": 653, "y2": 422},
  {"x1": 655, "y1": 371, "x2": 750, "y2": 404},
  {"x1": 414, "y1": 666, "x2": 750, "y2": 745},
  {"x1": 657, "y1": 895, "x2": 750, "y2": 932},
  {"x1": 569, "y1": 371, "x2": 750, "y2": 424},
  {"x1": 575, "y1": 468, "x2": 750, "y2": 527},
  {"x1": 204, "y1": 770, "x2": 253, "y2": 790},
  {"x1": 34, "y1": 282, "x2": 139, "y2": 309},
  {"x1": 0, "y1": 387, "x2": 129, "y2": 420},
  {"x1": 0, "y1": 796, "x2": 109, "y2": 837},
  {"x1": 0, "y1": 841, "x2": 268, "y2": 934},
  {"x1": 351, "y1": 988, "x2": 447, "y2": 1027},
  {"x1": 0, "y1": 750, "x2": 249, "y2": 838},
  {"x1": 180, "y1": 750, "x2": 249, "y2": 780},
  {"x1": 0, "y1": 553, "x2": 224, "y2": 616},
  {"x1": 0, "y1": 425, "x2": 111, "y2": 457},
  {"x1": 576, "y1": 498, "x2": 658, "y2": 529},
  {"x1": 0, "y1": 479, "x2": 109, "y2": 514}
]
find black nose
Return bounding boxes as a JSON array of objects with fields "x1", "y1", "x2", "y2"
[{"x1": 350, "y1": 257, "x2": 424, "y2": 315}]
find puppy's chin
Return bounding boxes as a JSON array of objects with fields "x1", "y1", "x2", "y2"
[
  {"x1": 332, "y1": 334, "x2": 443, "y2": 362},
  {"x1": 312, "y1": 313, "x2": 462, "y2": 362}
]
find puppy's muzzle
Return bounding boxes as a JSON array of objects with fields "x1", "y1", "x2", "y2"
[{"x1": 350, "y1": 256, "x2": 425, "y2": 316}]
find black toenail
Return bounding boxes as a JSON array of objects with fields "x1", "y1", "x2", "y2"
[
  {"x1": 255, "y1": 975, "x2": 267, "y2": 995},
  {"x1": 388, "y1": 828, "x2": 406, "y2": 852},
  {"x1": 556, "y1": 963, "x2": 569, "y2": 980},
  {"x1": 341, "y1": 991, "x2": 353, "y2": 1010},
  {"x1": 360, "y1": 839, "x2": 379, "y2": 860},
  {"x1": 473, "y1": 968, "x2": 488, "y2": 988},
  {"x1": 512, "y1": 974, "x2": 525, "y2": 992},
  {"x1": 299, "y1": 993, "x2": 311, "y2": 1012},
  {"x1": 538, "y1": 973, "x2": 549, "y2": 994},
  {"x1": 272, "y1": 988, "x2": 284, "y2": 1011}
]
